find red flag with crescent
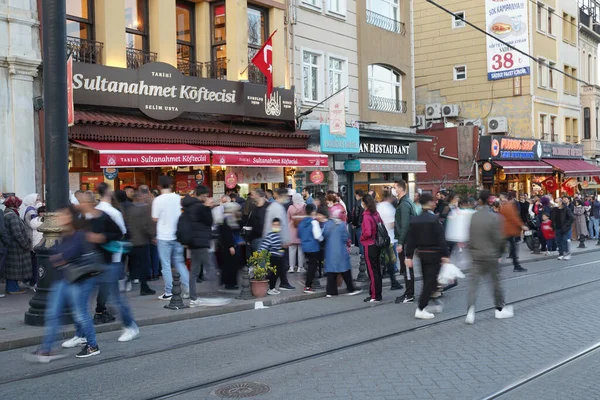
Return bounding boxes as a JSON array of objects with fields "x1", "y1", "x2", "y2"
[
  {"x1": 251, "y1": 30, "x2": 277, "y2": 99},
  {"x1": 542, "y1": 177, "x2": 558, "y2": 192}
]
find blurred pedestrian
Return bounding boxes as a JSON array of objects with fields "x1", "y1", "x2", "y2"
[
  {"x1": 21, "y1": 193, "x2": 43, "y2": 288},
  {"x1": 351, "y1": 189, "x2": 365, "y2": 258},
  {"x1": 377, "y1": 191, "x2": 402, "y2": 291},
  {"x1": 219, "y1": 202, "x2": 243, "y2": 290},
  {"x1": 591, "y1": 195, "x2": 600, "y2": 239},
  {"x1": 301, "y1": 187, "x2": 313, "y2": 205},
  {"x1": 287, "y1": 193, "x2": 306, "y2": 273},
  {"x1": 405, "y1": 194, "x2": 449, "y2": 320},
  {"x1": 466, "y1": 190, "x2": 514, "y2": 325},
  {"x1": 126, "y1": 192, "x2": 157, "y2": 296},
  {"x1": 2, "y1": 196, "x2": 32, "y2": 294},
  {"x1": 573, "y1": 199, "x2": 589, "y2": 239},
  {"x1": 541, "y1": 213, "x2": 556, "y2": 254},
  {"x1": 360, "y1": 194, "x2": 383, "y2": 303},
  {"x1": 263, "y1": 188, "x2": 295, "y2": 291},
  {"x1": 394, "y1": 180, "x2": 417, "y2": 304},
  {"x1": 499, "y1": 193, "x2": 528, "y2": 272},
  {"x1": 326, "y1": 193, "x2": 347, "y2": 223},
  {"x1": 259, "y1": 218, "x2": 285, "y2": 295},
  {"x1": 553, "y1": 198, "x2": 574, "y2": 260},
  {"x1": 299, "y1": 204, "x2": 323, "y2": 294}
]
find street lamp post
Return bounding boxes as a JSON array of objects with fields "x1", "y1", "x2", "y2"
[{"x1": 24, "y1": 0, "x2": 69, "y2": 326}]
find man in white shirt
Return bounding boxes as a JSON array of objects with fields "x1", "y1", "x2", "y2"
[
  {"x1": 377, "y1": 191, "x2": 402, "y2": 290},
  {"x1": 152, "y1": 176, "x2": 190, "y2": 300}
]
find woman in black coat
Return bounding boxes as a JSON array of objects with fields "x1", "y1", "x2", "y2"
[{"x1": 218, "y1": 202, "x2": 242, "y2": 290}]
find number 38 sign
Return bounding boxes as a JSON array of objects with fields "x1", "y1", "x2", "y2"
[{"x1": 485, "y1": 0, "x2": 530, "y2": 81}]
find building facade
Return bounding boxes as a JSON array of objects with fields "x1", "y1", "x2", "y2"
[{"x1": 0, "y1": 0, "x2": 42, "y2": 196}]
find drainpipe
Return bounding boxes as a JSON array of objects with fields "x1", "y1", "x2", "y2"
[{"x1": 439, "y1": 147, "x2": 458, "y2": 161}]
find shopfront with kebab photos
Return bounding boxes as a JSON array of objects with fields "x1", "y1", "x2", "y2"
[{"x1": 67, "y1": 59, "x2": 327, "y2": 197}]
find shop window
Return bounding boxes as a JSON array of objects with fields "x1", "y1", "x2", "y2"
[
  {"x1": 247, "y1": 6, "x2": 267, "y2": 84},
  {"x1": 69, "y1": 148, "x2": 89, "y2": 170},
  {"x1": 66, "y1": 0, "x2": 94, "y2": 40},
  {"x1": 302, "y1": 50, "x2": 323, "y2": 103},
  {"x1": 368, "y1": 64, "x2": 404, "y2": 113},
  {"x1": 585, "y1": 108, "x2": 591, "y2": 140},
  {"x1": 125, "y1": 0, "x2": 149, "y2": 51},
  {"x1": 176, "y1": 1, "x2": 196, "y2": 75},
  {"x1": 211, "y1": 3, "x2": 227, "y2": 79}
]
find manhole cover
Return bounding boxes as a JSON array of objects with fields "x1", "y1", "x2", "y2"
[{"x1": 212, "y1": 382, "x2": 271, "y2": 398}]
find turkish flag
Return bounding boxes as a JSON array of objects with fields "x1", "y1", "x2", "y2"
[
  {"x1": 542, "y1": 177, "x2": 557, "y2": 192},
  {"x1": 251, "y1": 30, "x2": 276, "y2": 99}
]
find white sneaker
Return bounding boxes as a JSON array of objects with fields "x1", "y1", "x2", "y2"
[
  {"x1": 118, "y1": 325, "x2": 140, "y2": 342},
  {"x1": 297, "y1": 267, "x2": 307, "y2": 273},
  {"x1": 288, "y1": 267, "x2": 295, "y2": 273},
  {"x1": 426, "y1": 302, "x2": 443, "y2": 314},
  {"x1": 158, "y1": 293, "x2": 173, "y2": 301},
  {"x1": 346, "y1": 289, "x2": 363, "y2": 296},
  {"x1": 267, "y1": 289, "x2": 280, "y2": 295},
  {"x1": 495, "y1": 305, "x2": 514, "y2": 319},
  {"x1": 132, "y1": 279, "x2": 140, "y2": 284},
  {"x1": 557, "y1": 255, "x2": 564, "y2": 260},
  {"x1": 563, "y1": 254, "x2": 571, "y2": 260},
  {"x1": 415, "y1": 308, "x2": 435, "y2": 319},
  {"x1": 189, "y1": 299, "x2": 203, "y2": 308},
  {"x1": 182, "y1": 291, "x2": 190, "y2": 299},
  {"x1": 62, "y1": 336, "x2": 87, "y2": 349},
  {"x1": 0, "y1": 294, "x2": 5, "y2": 298},
  {"x1": 465, "y1": 306, "x2": 475, "y2": 325},
  {"x1": 118, "y1": 279, "x2": 126, "y2": 292},
  {"x1": 125, "y1": 281, "x2": 133, "y2": 292}
]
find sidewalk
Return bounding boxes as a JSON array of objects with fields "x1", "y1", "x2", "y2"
[{"x1": 0, "y1": 239, "x2": 598, "y2": 351}]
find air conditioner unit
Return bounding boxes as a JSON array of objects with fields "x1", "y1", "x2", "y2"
[
  {"x1": 488, "y1": 117, "x2": 508, "y2": 134},
  {"x1": 425, "y1": 119, "x2": 441, "y2": 129},
  {"x1": 416, "y1": 115, "x2": 426, "y2": 129},
  {"x1": 425, "y1": 103, "x2": 442, "y2": 119},
  {"x1": 442, "y1": 104, "x2": 460, "y2": 117},
  {"x1": 462, "y1": 118, "x2": 482, "y2": 126}
]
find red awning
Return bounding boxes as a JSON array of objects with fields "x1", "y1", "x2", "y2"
[
  {"x1": 543, "y1": 159, "x2": 600, "y2": 177},
  {"x1": 73, "y1": 140, "x2": 210, "y2": 168},
  {"x1": 207, "y1": 146, "x2": 328, "y2": 167},
  {"x1": 493, "y1": 160, "x2": 553, "y2": 174}
]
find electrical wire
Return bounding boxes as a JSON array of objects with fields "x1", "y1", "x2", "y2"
[{"x1": 427, "y1": 0, "x2": 591, "y2": 86}]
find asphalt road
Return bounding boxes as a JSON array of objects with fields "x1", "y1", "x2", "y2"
[{"x1": 2, "y1": 251, "x2": 600, "y2": 400}]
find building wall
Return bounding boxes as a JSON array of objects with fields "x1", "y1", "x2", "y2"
[
  {"x1": 357, "y1": 0, "x2": 413, "y2": 127},
  {"x1": 292, "y1": 0, "x2": 359, "y2": 122},
  {"x1": 0, "y1": 0, "x2": 41, "y2": 196},
  {"x1": 579, "y1": 8, "x2": 600, "y2": 157}
]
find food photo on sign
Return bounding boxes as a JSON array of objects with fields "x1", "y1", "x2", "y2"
[{"x1": 225, "y1": 172, "x2": 238, "y2": 189}]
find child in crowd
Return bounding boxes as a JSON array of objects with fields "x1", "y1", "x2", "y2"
[
  {"x1": 541, "y1": 213, "x2": 556, "y2": 255},
  {"x1": 297, "y1": 204, "x2": 323, "y2": 294},
  {"x1": 258, "y1": 218, "x2": 288, "y2": 295}
]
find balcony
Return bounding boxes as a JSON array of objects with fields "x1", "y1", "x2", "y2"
[
  {"x1": 368, "y1": 95, "x2": 407, "y2": 113},
  {"x1": 366, "y1": 10, "x2": 405, "y2": 35},
  {"x1": 177, "y1": 60, "x2": 204, "y2": 77},
  {"x1": 126, "y1": 48, "x2": 157, "y2": 69},
  {"x1": 248, "y1": 64, "x2": 266, "y2": 84},
  {"x1": 66, "y1": 36, "x2": 103, "y2": 64},
  {"x1": 205, "y1": 58, "x2": 227, "y2": 80}
]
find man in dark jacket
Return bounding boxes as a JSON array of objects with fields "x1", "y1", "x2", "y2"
[
  {"x1": 183, "y1": 185, "x2": 216, "y2": 307},
  {"x1": 247, "y1": 189, "x2": 269, "y2": 251},
  {"x1": 591, "y1": 196, "x2": 600, "y2": 239},
  {"x1": 351, "y1": 189, "x2": 365, "y2": 257},
  {"x1": 552, "y1": 197, "x2": 575, "y2": 260},
  {"x1": 405, "y1": 194, "x2": 449, "y2": 320},
  {"x1": 126, "y1": 192, "x2": 156, "y2": 296},
  {"x1": 394, "y1": 180, "x2": 417, "y2": 304}
]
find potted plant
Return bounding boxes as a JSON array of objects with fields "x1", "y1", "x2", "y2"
[{"x1": 248, "y1": 250, "x2": 276, "y2": 298}]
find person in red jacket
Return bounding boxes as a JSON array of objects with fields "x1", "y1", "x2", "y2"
[
  {"x1": 360, "y1": 194, "x2": 384, "y2": 303},
  {"x1": 541, "y1": 213, "x2": 556, "y2": 255}
]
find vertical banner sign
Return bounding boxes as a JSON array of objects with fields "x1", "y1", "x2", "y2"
[
  {"x1": 67, "y1": 55, "x2": 74, "y2": 127},
  {"x1": 485, "y1": 0, "x2": 530, "y2": 81},
  {"x1": 328, "y1": 91, "x2": 346, "y2": 134}
]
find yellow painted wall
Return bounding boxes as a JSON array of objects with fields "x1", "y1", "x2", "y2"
[
  {"x1": 95, "y1": 0, "x2": 126, "y2": 67},
  {"x1": 148, "y1": 0, "x2": 177, "y2": 66}
]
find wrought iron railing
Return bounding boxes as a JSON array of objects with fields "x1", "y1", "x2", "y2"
[
  {"x1": 366, "y1": 10, "x2": 405, "y2": 35},
  {"x1": 368, "y1": 95, "x2": 407, "y2": 113},
  {"x1": 205, "y1": 58, "x2": 227, "y2": 80},
  {"x1": 126, "y1": 47, "x2": 157, "y2": 69},
  {"x1": 67, "y1": 36, "x2": 103, "y2": 64},
  {"x1": 177, "y1": 60, "x2": 204, "y2": 77},
  {"x1": 248, "y1": 64, "x2": 266, "y2": 84}
]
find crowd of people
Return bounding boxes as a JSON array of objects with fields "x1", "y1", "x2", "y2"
[{"x1": 2, "y1": 175, "x2": 596, "y2": 362}]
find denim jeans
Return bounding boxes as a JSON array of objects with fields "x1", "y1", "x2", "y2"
[
  {"x1": 157, "y1": 240, "x2": 189, "y2": 295},
  {"x1": 71, "y1": 277, "x2": 98, "y2": 347},
  {"x1": 546, "y1": 239, "x2": 556, "y2": 252},
  {"x1": 150, "y1": 243, "x2": 160, "y2": 277},
  {"x1": 555, "y1": 231, "x2": 570, "y2": 256},
  {"x1": 5, "y1": 279, "x2": 20, "y2": 292},
  {"x1": 592, "y1": 217, "x2": 600, "y2": 239},
  {"x1": 354, "y1": 227, "x2": 364, "y2": 256},
  {"x1": 97, "y1": 262, "x2": 136, "y2": 328}
]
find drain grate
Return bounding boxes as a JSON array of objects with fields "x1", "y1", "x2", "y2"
[{"x1": 212, "y1": 382, "x2": 271, "y2": 398}]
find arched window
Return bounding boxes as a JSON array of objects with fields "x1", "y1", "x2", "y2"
[{"x1": 368, "y1": 64, "x2": 405, "y2": 113}]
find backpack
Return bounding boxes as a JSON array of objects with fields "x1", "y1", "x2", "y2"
[
  {"x1": 176, "y1": 211, "x2": 194, "y2": 246},
  {"x1": 369, "y1": 214, "x2": 390, "y2": 249}
]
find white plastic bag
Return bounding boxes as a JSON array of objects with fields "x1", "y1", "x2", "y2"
[{"x1": 438, "y1": 263, "x2": 465, "y2": 285}]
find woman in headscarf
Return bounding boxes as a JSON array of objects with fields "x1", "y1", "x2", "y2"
[
  {"x1": 3, "y1": 196, "x2": 32, "y2": 294},
  {"x1": 20, "y1": 193, "x2": 43, "y2": 288},
  {"x1": 218, "y1": 202, "x2": 242, "y2": 290},
  {"x1": 287, "y1": 193, "x2": 306, "y2": 273}
]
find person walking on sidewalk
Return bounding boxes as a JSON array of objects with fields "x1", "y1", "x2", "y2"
[
  {"x1": 351, "y1": 189, "x2": 365, "y2": 258},
  {"x1": 394, "y1": 180, "x2": 417, "y2": 304},
  {"x1": 287, "y1": 193, "x2": 306, "y2": 273},
  {"x1": 0, "y1": 197, "x2": 8, "y2": 298},
  {"x1": 246, "y1": 189, "x2": 269, "y2": 252},
  {"x1": 263, "y1": 188, "x2": 295, "y2": 290},
  {"x1": 465, "y1": 190, "x2": 514, "y2": 325},
  {"x1": 573, "y1": 199, "x2": 589, "y2": 240},
  {"x1": 377, "y1": 191, "x2": 402, "y2": 291},
  {"x1": 553, "y1": 197, "x2": 575, "y2": 260},
  {"x1": 591, "y1": 196, "x2": 600, "y2": 240},
  {"x1": 218, "y1": 202, "x2": 243, "y2": 290},
  {"x1": 298, "y1": 204, "x2": 323, "y2": 293},
  {"x1": 360, "y1": 194, "x2": 384, "y2": 303},
  {"x1": 126, "y1": 192, "x2": 157, "y2": 296},
  {"x1": 499, "y1": 193, "x2": 528, "y2": 272},
  {"x1": 404, "y1": 194, "x2": 450, "y2": 320},
  {"x1": 152, "y1": 176, "x2": 190, "y2": 300}
]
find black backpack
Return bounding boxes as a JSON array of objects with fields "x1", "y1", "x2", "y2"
[
  {"x1": 370, "y1": 214, "x2": 391, "y2": 249},
  {"x1": 176, "y1": 210, "x2": 194, "y2": 246}
]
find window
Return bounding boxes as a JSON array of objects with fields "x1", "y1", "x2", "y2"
[
  {"x1": 302, "y1": 0, "x2": 321, "y2": 9},
  {"x1": 538, "y1": 58, "x2": 547, "y2": 87},
  {"x1": 328, "y1": 0, "x2": 346, "y2": 16},
  {"x1": 248, "y1": 7, "x2": 267, "y2": 83},
  {"x1": 453, "y1": 65, "x2": 466, "y2": 81},
  {"x1": 573, "y1": 118, "x2": 579, "y2": 143},
  {"x1": 539, "y1": 114, "x2": 547, "y2": 138},
  {"x1": 565, "y1": 117, "x2": 572, "y2": 143},
  {"x1": 211, "y1": 3, "x2": 227, "y2": 78},
  {"x1": 125, "y1": 0, "x2": 148, "y2": 50},
  {"x1": 328, "y1": 57, "x2": 344, "y2": 94},
  {"x1": 367, "y1": 0, "x2": 401, "y2": 33},
  {"x1": 571, "y1": 16, "x2": 577, "y2": 44},
  {"x1": 66, "y1": 0, "x2": 94, "y2": 40},
  {"x1": 589, "y1": 54, "x2": 593, "y2": 82},
  {"x1": 176, "y1": 1, "x2": 195, "y2": 74},
  {"x1": 563, "y1": 12, "x2": 570, "y2": 42},
  {"x1": 368, "y1": 64, "x2": 404, "y2": 112},
  {"x1": 550, "y1": 116, "x2": 556, "y2": 142},
  {"x1": 537, "y1": 3, "x2": 546, "y2": 32},
  {"x1": 547, "y1": 7, "x2": 554, "y2": 35},
  {"x1": 302, "y1": 51, "x2": 322, "y2": 102},
  {"x1": 564, "y1": 65, "x2": 571, "y2": 94},
  {"x1": 585, "y1": 108, "x2": 591, "y2": 140},
  {"x1": 572, "y1": 68, "x2": 578, "y2": 94},
  {"x1": 549, "y1": 61, "x2": 556, "y2": 89},
  {"x1": 453, "y1": 12, "x2": 465, "y2": 28}
]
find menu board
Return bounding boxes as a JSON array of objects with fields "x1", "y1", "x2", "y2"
[
  {"x1": 80, "y1": 173, "x2": 104, "y2": 191},
  {"x1": 229, "y1": 167, "x2": 283, "y2": 184},
  {"x1": 175, "y1": 173, "x2": 198, "y2": 193}
]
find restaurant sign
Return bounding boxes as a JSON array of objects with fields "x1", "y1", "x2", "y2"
[
  {"x1": 358, "y1": 138, "x2": 416, "y2": 160},
  {"x1": 541, "y1": 143, "x2": 584, "y2": 159},
  {"x1": 72, "y1": 62, "x2": 295, "y2": 122},
  {"x1": 479, "y1": 135, "x2": 542, "y2": 160}
]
